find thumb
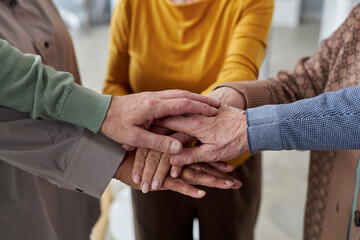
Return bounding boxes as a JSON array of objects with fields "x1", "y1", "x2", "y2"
[{"x1": 134, "y1": 128, "x2": 183, "y2": 154}]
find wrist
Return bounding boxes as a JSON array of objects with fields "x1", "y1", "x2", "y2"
[
  {"x1": 211, "y1": 87, "x2": 246, "y2": 110},
  {"x1": 237, "y1": 110, "x2": 249, "y2": 153},
  {"x1": 100, "y1": 96, "x2": 114, "y2": 134}
]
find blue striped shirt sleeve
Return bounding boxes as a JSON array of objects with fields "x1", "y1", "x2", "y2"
[{"x1": 246, "y1": 86, "x2": 360, "y2": 153}]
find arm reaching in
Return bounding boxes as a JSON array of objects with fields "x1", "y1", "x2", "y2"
[
  {"x1": 158, "y1": 86, "x2": 360, "y2": 166},
  {"x1": 0, "y1": 39, "x2": 221, "y2": 154},
  {"x1": 246, "y1": 86, "x2": 360, "y2": 153},
  {"x1": 100, "y1": 90, "x2": 220, "y2": 154}
]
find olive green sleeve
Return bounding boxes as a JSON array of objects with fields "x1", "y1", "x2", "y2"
[{"x1": 0, "y1": 39, "x2": 111, "y2": 133}]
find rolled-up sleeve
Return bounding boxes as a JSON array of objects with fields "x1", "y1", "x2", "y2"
[{"x1": 0, "y1": 107, "x2": 125, "y2": 198}]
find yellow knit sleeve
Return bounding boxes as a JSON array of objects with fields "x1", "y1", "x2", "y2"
[
  {"x1": 103, "y1": 0, "x2": 132, "y2": 96},
  {"x1": 202, "y1": 0, "x2": 273, "y2": 167},
  {"x1": 201, "y1": 0, "x2": 274, "y2": 95}
]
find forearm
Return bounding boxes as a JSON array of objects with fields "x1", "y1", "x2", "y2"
[
  {"x1": 215, "y1": 8, "x2": 355, "y2": 109},
  {"x1": 246, "y1": 86, "x2": 360, "y2": 153},
  {"x1": 202, "y1": 0, "x2": 273, "y2": 96},
  {"x1": 103, "y1": 0, "x2": 132, "y2": 96},
  {"x1": 0, "y1": 39, "x2": 111, "y2": 133}
]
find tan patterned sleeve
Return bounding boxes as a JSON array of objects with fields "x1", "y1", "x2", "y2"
[{"x1": 216, "y1": 4, "x2": 360, "y2": 108}]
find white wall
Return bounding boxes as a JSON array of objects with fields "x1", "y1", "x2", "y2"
[
  {"x1": 273, "y1": 0, "x2": 323, "y2": 27},
  {"x1": 273, "y1": 0, "x2": 302, "y2": 27},
  {"x1": 301, "y1": 0, "x2": 324, "y2": 20},
  {"x1": 320, "y1": 0, "x2": 359, "y2": 40}
]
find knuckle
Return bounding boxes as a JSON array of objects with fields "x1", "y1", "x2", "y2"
[
  {"x1": 181, "y1": 98, "x2": 191, "y2": 106},
  {"x1": 156, "y1": 136, "x2": 168, "y2": 151},
  {"x1": 189, "y1": 118, "x2": 201, "y2": 130},
  {"x1": 172, "y1": 179, "x2": 185, "y2": 190},
  {"x1": 188, "y1": 151, "x2": 199, "y2": 164},
  {"x1": 144, "y1": 98, "x2": 159, "y2": 107},
  {"x1": 149, "y1": 152, "x2": 162, "y2": 164},
  {"x1": 191, "y1": 170, "x2": 203, "y2": 182},
  {"x1": 203, "y1": 147, "x2": 218, "y2": 162},
  {"x1": 200, "y1": 164, "x2": 213, "y2": 174},
  {"x1": 161, "y1": 153, "x2": 170, "y2": 162},
  {"x1": 177, "y1": 90, "x2": 187, "y2": 96},
  {"x1": 136, "y1": 148, "x2": 149, "y2": 160}
]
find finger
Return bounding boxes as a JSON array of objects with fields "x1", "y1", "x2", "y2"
[
  {"x1": 152, "y1": 98, "x2": 219, "y2": 120},
  {"x1": 141, "y1": 150, "x2": 163, "y2": 193},
  {"x1": 134, "y1": 128, "x2": 183, "y2": 154},
  {"x1": 155, "y1": 115, "x2": 202, "y2": 136},
  {"x1": 154, "y1": 90, "x2": 221, "y2": 108},
  {"x1": 180, "y1": 167, "x2": 242, "y2": 189},
  {"x1": 170, "y1": 165, "x2": 183, "y2": 178},
  {"x1": 171, "y1": 132, "x2": 195, "y2": 145},
  {"x1": 122, "y1": 144, "x2": 136, "y2": 151},
  {"x1": 169, "y1": 144, "x2": 218, "y2": 166},
  {"x1": 152, "y1": 154, "x2": 171, "y2": 190},
  {"x1": 149, "y1": 126, "x2": 172, "y2": 135},
  {"x1": 187, "y1": 164, "x2": 242, "y2": 188},
  {"x1": 162, "y1": 177, "x2": 206, "y2": 199},
  {"x1": 132, "y1": 148, "x2": 149, "y2": 184},
  {"x1": 208, "y1": 162, "x2": 234, "y2": 173}
]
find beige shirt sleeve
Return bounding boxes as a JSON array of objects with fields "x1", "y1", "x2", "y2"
[{"x1": 0, "y1": 107, "x2": 125, "y2": 198}]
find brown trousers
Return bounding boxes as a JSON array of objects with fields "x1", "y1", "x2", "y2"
[{"x1": 131, "y1": 154, "x2": 261, "y2": 240}]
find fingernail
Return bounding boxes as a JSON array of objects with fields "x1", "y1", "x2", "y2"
[
  {"x1": 170, "y1": 141, "x2": 181, "y2": 154},
  {"x1": 133, "y1": 173, "x2": 141, "y2": 184},
  {"x1": 226, "y1": 163, "x2": 234, "y2": 169},
  {"x1": 142, "y1": 182, "x2": 150, "y2": 194},
  {"x1": 151, "y1": 180, "x2": 160, "y2": 190},
  {"x1": 225, "y1": 180, "x2": 234, "y2": 186},
  {"x1": 197, "y1": 190, "x2": 206, "y2": 197},
  {"x1": 232, "y1": 180, "x2": 242, "y2": 189},
  {"x1": 171, "y1": 171, "x2": 178, "y2": 178}
]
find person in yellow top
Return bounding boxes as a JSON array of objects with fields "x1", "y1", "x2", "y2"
[{"x1": 104, "y1": 0, "x2": 273, "y2": 239}]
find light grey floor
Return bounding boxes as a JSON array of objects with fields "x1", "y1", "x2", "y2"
[{"x1": 71, "y1": 20, "x2": 321, "y2": 240}]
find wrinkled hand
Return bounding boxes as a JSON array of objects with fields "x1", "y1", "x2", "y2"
[
  {"x1": 156, "y1": 106, "x2": 249, "y2": 166},
  {"x1": 114, "y1": 152, "x2": 242, "y2": 198},
  {"x1": 100, "y1": 90, "x2": 221, "y2": 154},
  {"x1": 132, "y1": 132, "x2": 191, "y2": 191},
  {"x1": 133, "y1": 148, "x2": 236, "y2": 193},
  {"x1": 207, "y1": 87, "x2": 246, "y2": 110}
]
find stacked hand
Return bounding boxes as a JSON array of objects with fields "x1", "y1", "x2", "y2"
[
  {"x1": 111, "y1": 88, "x2": 249, "y2": 198},
  {"x1": 114, "y1": 151, "x2": 242, "y2": 198},
  {"x1": 132, "y1": 132, "x2": 241, "y2": 194},
  {"x1": 100, "y1": 90, "x2": 221, "y2": 154},
  {"x1": 157, "y1": 105, "x2": 249, "y2": 166}
]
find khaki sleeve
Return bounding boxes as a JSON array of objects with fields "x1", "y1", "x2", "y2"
[{"x1": 0, "y1": 107, "x2": 124, "y2": 198}]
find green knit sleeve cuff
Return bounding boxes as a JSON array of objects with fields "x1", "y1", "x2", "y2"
[{"x1": 59, "y1": 83, "x2": 111, "y2": 133}]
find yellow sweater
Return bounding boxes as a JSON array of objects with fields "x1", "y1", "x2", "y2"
[{"x1": 104, "y1": 0, "x2": 273, "y2": 167}]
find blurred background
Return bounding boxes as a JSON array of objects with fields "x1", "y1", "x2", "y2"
[{"x1": 52, "y1": 0, "x2": 359, "y2": 239}]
